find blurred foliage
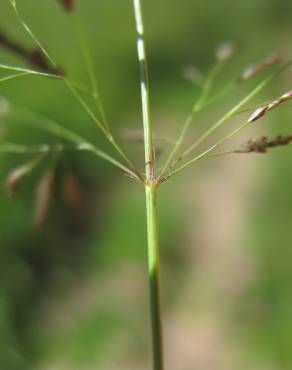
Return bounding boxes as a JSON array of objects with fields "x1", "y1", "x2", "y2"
[{"x1": 0, "y1": 0, "x2": 292, "y2": 369}]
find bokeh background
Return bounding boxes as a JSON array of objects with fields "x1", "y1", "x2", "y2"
[{"x1": 1, "y1": 0, "x2": 292, "y2": 369}]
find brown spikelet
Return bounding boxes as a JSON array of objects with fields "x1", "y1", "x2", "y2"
[
  {"x1": 248, "y1": 90, "x2": 292, "y2": 123},
  {"x1": 235, "y1": 135, "x2": 292, "y2": 154},
  {"x1": 34, "y1": 170, "x2": 54, "y2": 231},
  {"x1": 241, "y1": 50, "x2": 283, "y2": 80},
  {"x1": 247, "y1": 106, "x2": 269, "y2": 123},
  {"x1": 278, "y1": 90, "x2": 292, "y2": 103},
  {"x1": 5, "y1": 166, "x2": 29, "y2": 198},
  {"x1": 59, "y1": 0, "x2": 74, "y2": 12},
  {"x1": 4, "y1": 155, "x2": 44, "y2": 198}
]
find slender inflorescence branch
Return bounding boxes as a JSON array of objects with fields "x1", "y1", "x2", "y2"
[
  {"x1": 163, "y1": 120, "x2": 249, "y2": 180},
  {"x1": 157, "y1": 60, "x2": 292, "y2": 183},
  {"x1": 161, "y1": 55, "x2": 290, "y2": 178},
  {"x1": 159, "y1": 50, "x2": 287, "y2": 181},
  {"x1": 160, "y1": 60, "x2": 223, "y2": 175},
  {"x1": 6, "y1": 0, "x2": 143, "y2": 182},
  {"x1": 73, "y1": 20, "x2": 111, "y2": 133},
  {"x1": 159, "y1": 88, "x2": 292, "y2": 181},
  {"x1": 198, "y1": 49, "x2": 283, "y2": 110},
  {"x1": 0, "y1": 142, "x2": 92, "y2": 154},
  {"x1": 160, "y1": 42, "x2": 237, "y2": 176},
  {"x1": 0, "y1": 102, "x2": 136, "y2": 178},
  {"x1": 0, "y1": 62, "x2": 61, "y2": 79}
]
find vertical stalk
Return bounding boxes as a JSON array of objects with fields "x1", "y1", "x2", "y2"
[
  {"x1": 145, "y1": 184, "x2": 164, "y2": 370},
  {"x1": 133, "y1": 0, "x2": 154, "y2": 181},
  {"x1": 133, "y1": 1, "x2": 164, "y2": 369}
]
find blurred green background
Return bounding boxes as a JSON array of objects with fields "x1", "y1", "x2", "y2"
[{"x1": 1, "y1": 0, "x2": 292, "y2": 369}]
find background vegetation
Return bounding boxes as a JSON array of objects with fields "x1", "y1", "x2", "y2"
[{"x1": 0, "y1": 0, "x2": 292, "y2": 369}]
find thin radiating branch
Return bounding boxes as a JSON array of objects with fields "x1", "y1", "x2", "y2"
[
  {"x1": 0, "y1": 63, "x2": 96, "y2": 98},
  {"x1": 9, "y1": 0, "x2": 55, "y2": 66},
  {"x1": 164, "y1": 120, "x2": 249, "y2": 180},
  {"x1": 0, "y1": 24, "x2": 97, "y2": 95},
  {"x1": 161, "y1": 59, "x2": 226, "y2": 175},
  {"x1": 204, "y1": 51, "x2": 283, "y2": 107},
  {"x1": 0, "y1": 72, "x2": 30, "y2": 82},
  {"x1": 73, "y1": 18, "x2": 111, "y2": 133},
  {"x1": 203, "y1": 80, "x2": 237, "y2": 107},
  {"x1": 8, "y1": 0, "x2": 143, "y2": 181},
  {"x1": 164, "y1": 89, "x2": 292, "y2": 179},
  {"x1": 0, "y1": 62, "x2": 61, "y2": 79},
  {"x1": 162, "y1": 60, "x2": 292, "y2": 177},
  {"x1": 0, "y1": 103, "x2": 140, "y2": 179},
  {"x1": 0, "y1": 142, "x2": 92, "y2": 154},
  {"x1": 160, "y1": 42, "x2": 237, "y2": 176},
  {"x1": 202, "y1": 150, "x2": 234, "y2": 160}
]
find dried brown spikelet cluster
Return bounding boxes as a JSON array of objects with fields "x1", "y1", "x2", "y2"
[{"x1": 235, "y1": 135, "x2": 292, "y2": 154}]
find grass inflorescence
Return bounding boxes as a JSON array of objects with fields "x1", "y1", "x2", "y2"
[{"x1": 1, "y1": 1, "x2": 292, "y2": 369}]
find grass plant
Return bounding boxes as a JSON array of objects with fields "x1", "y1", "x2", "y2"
[{"x1": 1, "y1": 1, "x2": 292, "y2": 369}]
